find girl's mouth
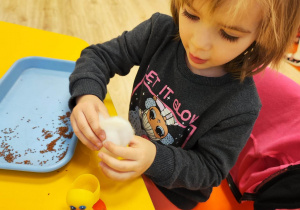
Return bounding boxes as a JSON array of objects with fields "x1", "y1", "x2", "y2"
[{"x1": 189, "y1": 52, "x2": 208, "y2": 64}]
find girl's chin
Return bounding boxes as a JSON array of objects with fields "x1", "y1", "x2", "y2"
[{"x1": 188, "y1": 62, "x2": 226, "y2": 77}]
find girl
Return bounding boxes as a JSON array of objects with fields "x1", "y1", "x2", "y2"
[{"x1": 69, "y1": 0, "x2": 300, "y2": 209}]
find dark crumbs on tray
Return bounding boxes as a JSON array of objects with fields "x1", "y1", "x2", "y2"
[{"x1": 0, "y1": 111, "x2": 73, "y2": 166}]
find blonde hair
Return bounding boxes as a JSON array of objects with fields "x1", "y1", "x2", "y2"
[{"x1": 170, "y1": 0, "x2": 300, "y2": 81}]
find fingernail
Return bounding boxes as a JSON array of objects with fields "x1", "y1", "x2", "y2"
[
  {"x1": 100, "y1": 134, "x2": 106, "y2": 140},
  {"x1": 99, "y1": 131, "x2": 106, "y2": 140},
  {"x1": 97, "y1": 142, "x2": 102, "y2": 148}
]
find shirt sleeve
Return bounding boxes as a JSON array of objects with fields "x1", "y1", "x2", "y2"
[
  {"x1": 68, "y1": 13, "x2": 162, "y2": 110},
  {"x1": 144, "y1": 111, "x2": 259, "y2": 190}
]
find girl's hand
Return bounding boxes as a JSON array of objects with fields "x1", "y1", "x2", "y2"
[
  {"x1": 98, "y1": 136, "x2": 156, "y2": 181},
  {"x1": 70, "y1": 94, "x2": 110, "y2": 151}
]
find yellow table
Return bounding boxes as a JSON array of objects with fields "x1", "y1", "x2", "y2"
[{"x1": 0, "y1": 21, "x2": 154, "y2": 210}]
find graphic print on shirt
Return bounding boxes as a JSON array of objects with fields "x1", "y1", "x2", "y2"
[{"x1": 129, "y1": 67, "x2": 199, "y2": 147}]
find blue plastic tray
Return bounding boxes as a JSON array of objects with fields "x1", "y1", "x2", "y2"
[{"x1": 0, "y1": 57, "x2": 78, "y2": 172}]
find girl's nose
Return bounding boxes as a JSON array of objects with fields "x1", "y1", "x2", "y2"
[{"x1": 191, "y1": 23, "x2": 212, "y2": 51}]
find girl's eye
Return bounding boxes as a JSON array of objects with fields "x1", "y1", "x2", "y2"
[
  {"x1": 219, "y1": 29, "x2": 239, "y2": 42},
  {"x1": 182, "y1": 9, "x2": 199, "y2": 21}
]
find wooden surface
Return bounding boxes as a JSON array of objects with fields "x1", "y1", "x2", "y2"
[{"x1": 0, "y1": 0, "x2": 299, "y2": 119}]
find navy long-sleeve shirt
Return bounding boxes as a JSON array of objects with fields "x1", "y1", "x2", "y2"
[{"x1": 69, "y1": 13, "x2": 261, "y2": 209}]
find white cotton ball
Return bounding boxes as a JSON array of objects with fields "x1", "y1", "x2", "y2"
[{"x1": 99, "y1": 114, "x2": 134, "y2": 147}]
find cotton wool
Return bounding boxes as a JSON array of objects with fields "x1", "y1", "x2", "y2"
[{"x1": 99, "y1": 114, "x2": 134, "y2": 147}]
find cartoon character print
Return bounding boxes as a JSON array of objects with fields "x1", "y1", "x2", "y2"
[
  {"x1": 140, "y1": 95, "x2": 177, "y2": 145},
  {"x1": 129, "y1": 106, "x2": 148, "y2": 139},
  {"x1": 129, "y1": 68, "x2": 199, "y2": 147}
]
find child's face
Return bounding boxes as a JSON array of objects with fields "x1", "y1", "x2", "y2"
[{"x1": 179, "y1": 0, "x2": 262, "y2": 77}]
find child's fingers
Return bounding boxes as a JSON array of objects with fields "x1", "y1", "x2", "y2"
[
  {"x1": 77, "y1": 114, "x2": 102, "y2": 147},
  {"x1": 71, "y1": 111, "x2": 102, "y2": 150},
  {"x1": 74, "y1": 95, "x2": 107, "y2": 142},
  {"x1": 71, "y1": 120, "x2": 99, "y2": 150},
  {"x1": 85, "y1": 109, "x2": 106, "y2": 141},
  {"x1": 103, "y1": 141, "x2": 137, "y2": 160},
  {"x1": 99, "y1": 161, "x2": 136, "y2": 181},
  {"x1": 98, "y1": 151, "x2": 136, "y2": 172}
]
